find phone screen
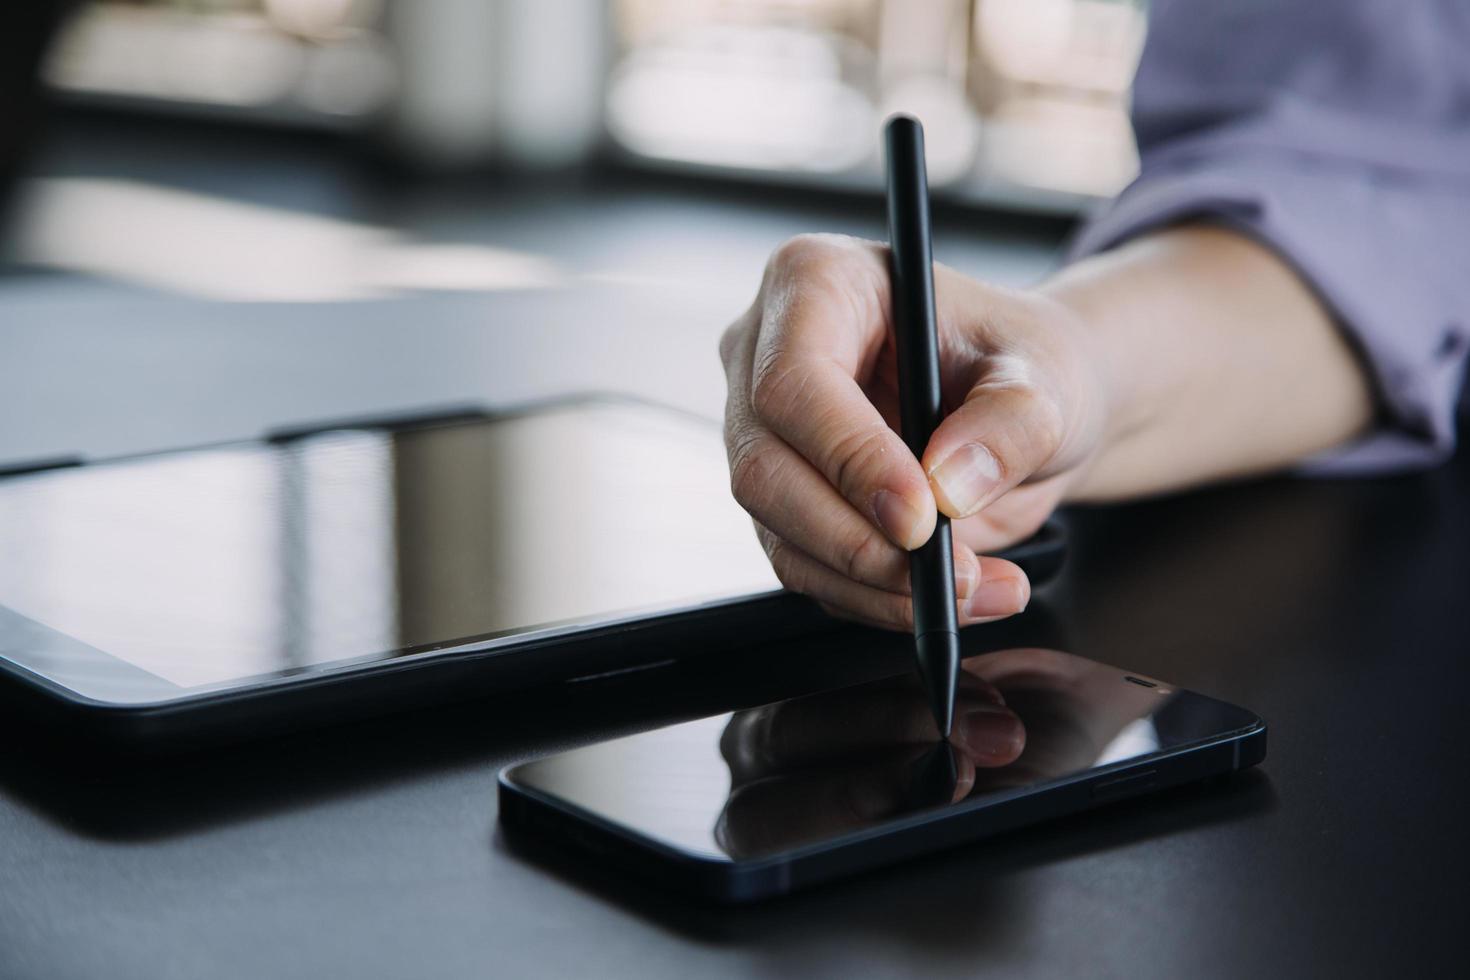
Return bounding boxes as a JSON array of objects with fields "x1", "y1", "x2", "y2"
[
  {"x1": 0, "y1": 400, "x2": 778, "y2": 694},
  {"x1": 505, "y1": 649, "x2": 1260, "y2": 862}
]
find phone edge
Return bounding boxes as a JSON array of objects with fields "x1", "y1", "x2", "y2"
[{"x1": 498, "y1": 720, "x2": 1267, "y2": 904}]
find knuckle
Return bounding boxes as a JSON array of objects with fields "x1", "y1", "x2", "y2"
[
  {"x1": 842, "y1": 528, "x2": 888, "y2": 585},
  {"x1": 765, "y1": 537, "x2": 807, "y2": 594},
  {"x1": 1033, "y1": 396, "x2": 1066, "y2": 462},
  {"x1": 729, "y1": 431, "x2": 776, "y2": 505},
  {"x1": 970, "y1": 382, "x2": 1066, "y2": 483},
  {"x1": 829, "y1": 425, "x2": 895, "y2": 499},
  {"x1": 719, "y1": 305, "x2": 760, "y2": 372},
  {"x1": 727, "y1": 431, "x2": 777, "y2": 511},
  {"x1": 724, "y1": 411, "x2": 753, "y2": 457},
  {"x1": 767, "y1": 233, "x2": 844, "y2": 279},
  {"x1": 1010, "y1": 385, "x2": 1065, "y2": 468},
  {"x1": 718, "y1": 323, "x2": 741, "y2": 370},
  {"x1": 749, "y1": 352, "x2": 808, "y2": 423}
]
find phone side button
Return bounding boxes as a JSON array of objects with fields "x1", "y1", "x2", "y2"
[{"x1": 1091, "y1": 769, "x2": 1158, "y2": 799}]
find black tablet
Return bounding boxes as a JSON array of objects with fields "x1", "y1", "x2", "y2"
[
  {"x1": 0, "y1": 397, "x2": 832, "y2": 746},
  {"x1": 0, "y1": 395, "x2": 1069, "y2": 749}
]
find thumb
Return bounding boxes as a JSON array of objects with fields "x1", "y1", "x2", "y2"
[{"x1": 921, "y1": 372, "x2": 1066, "y2": 519}]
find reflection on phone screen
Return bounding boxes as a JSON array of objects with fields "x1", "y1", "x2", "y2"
[{"x1": 508, "y1": 648, "x2": 1258, "y2": 861}]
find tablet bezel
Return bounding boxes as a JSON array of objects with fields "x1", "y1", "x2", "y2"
[{"x1": 0, "y1": 395, "x2": 794, "y2": 712}]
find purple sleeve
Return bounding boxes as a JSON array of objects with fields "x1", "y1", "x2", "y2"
[{"x1": 1069, "y1": 0, "x2": 1470, "y2": 473}]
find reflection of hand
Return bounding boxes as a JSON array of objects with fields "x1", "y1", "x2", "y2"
[
  {"x1": 715, "y1": 670, "x2": 1025, "y2": 858},
  {"x1": 961, "y1": 649, "x2": 1164, "y2": 792}
]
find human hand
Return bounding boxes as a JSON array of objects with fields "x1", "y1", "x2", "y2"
[{"x1": 720, "y1": 234, "x2": 1108, "y2": 629}]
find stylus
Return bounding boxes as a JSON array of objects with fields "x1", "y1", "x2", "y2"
[{"x1": 883, "y1": 114, "x2": 959, "y2": 739}]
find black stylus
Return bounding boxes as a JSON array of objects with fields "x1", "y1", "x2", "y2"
[{"x1": 883, "y1": 115, "x2": 959, "y2": 739}]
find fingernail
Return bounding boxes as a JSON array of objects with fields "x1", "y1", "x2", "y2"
[
  {"x1": 954, "y1": 705, "x2": 1025, "y2": 764},
  {"x1": 928, "y1": 443, "x2": 1001, "y2": 517},
  {"x1": 952, "y1": 556, "x2": 977, "y2": 600},
  {"x1": 967, "y1": 575, "x2": 1029, "y2": 619},
  {"x1": 872, "y1": 490, "x2": 924, "y2": 549}
]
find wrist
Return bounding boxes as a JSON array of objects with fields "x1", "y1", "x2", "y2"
[
  {"x1": 1035, "y1": 224, "x2": 1374, "y2": 501},
  {"x1": 1033, "y1": 265, "x2": 1151, "y2": 503}
]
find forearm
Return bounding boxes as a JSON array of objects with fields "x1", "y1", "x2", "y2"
[{"x1": 1043, "y1": 224, "x2": 1375, "y2": 501}]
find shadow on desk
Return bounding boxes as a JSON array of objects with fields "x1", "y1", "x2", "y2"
[{"x1": 494, "y1": 768, "x2": 1276, "y2": 950}]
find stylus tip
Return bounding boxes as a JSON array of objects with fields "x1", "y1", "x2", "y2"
[{"x1": 915, "y1": 632, "x2": 960, "y2": 739}]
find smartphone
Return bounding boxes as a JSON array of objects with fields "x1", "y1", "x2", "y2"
[{"x1": 499, "y1": 649, "x2": 1266, "y2": 903}]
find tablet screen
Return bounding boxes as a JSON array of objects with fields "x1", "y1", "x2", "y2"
[{"x1": 0, "y1": 399, "x2": 779, "y2": 693}]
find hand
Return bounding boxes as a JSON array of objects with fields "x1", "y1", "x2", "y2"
[
  {"x1": 720, "y1": 234, "x2": 1108, "y2": 629},
  {"x1": 715, "y1": 669, "x2": 1026, "y2": 858}
]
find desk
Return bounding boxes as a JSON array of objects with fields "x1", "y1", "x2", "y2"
[{"x1": 1, "y1": 117, "x2": 1464, "y2": 979}]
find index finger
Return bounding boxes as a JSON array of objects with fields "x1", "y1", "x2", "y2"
[{"x1": 748, "y1": 235, "x2": 937, "y2": 550}]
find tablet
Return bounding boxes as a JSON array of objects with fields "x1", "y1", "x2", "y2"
[{"x1": 0, "y1": 397, "x2": 826, "y2": 745}]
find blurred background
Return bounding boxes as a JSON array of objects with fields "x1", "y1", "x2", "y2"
[
  {"x1": 0, "y1": 0, "x2": 1147, "y2": 463},
  {"x1": 38, "y1": 0, "x2": 1142, "y2": 204}
]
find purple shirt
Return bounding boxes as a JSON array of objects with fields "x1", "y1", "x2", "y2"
[{"x1": 1070, "y1": 0, "x2": 1470, "y2": 473}]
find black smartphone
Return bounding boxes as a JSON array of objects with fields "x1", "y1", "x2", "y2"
[{"x1": 499, "y1": 649, "x2": 1266, "y2": 903}]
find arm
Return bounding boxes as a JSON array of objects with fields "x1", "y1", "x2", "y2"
[
  {"x1": 721, "y1": 0, "x2": 1469, "y2": 630},
  {"x1": 1045, "y1": 225, "x2": 1373, "y2": 501},
  {"x1": 720, "y1": 227, "x2": 1370, "y2": 630},
  {"x1": 1070, "y1": 0, "x2": 1470, "y2": 474}
]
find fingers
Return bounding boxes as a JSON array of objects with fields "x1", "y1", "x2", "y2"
[
  {"x1": 761, "y1": 527, "x2": 1028, "y2": 630},
  {"x1": 732, "y1": 434, "x2": 978, "y2": 599},
  {"x1": 950, "y1": 477, "x2": 1067, "y2": 554},
  {"x1": 923, "y1": 361, "x2": 1067, "y2": 520},
  {"x1": 722, "y1": 234, "x2": 1072, "y2": 627},
  {"x1": 744, "y1": 235, "x2": 937, "y2": 550},
  {"x1": 726, "y1": 265, "x2": 947, "y2": 598},
  {"x1": 966, "y1": 556, "x2": 1032, "y2": 625}
]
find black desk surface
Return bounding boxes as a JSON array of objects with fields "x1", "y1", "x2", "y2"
[{"x1": 2, "y1": 117, "x2": 1466, "y2": 979}]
